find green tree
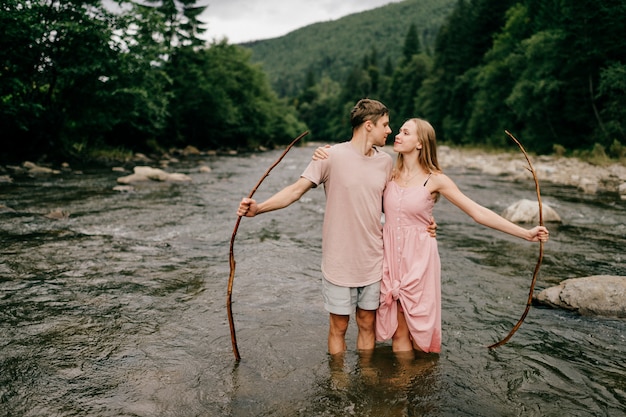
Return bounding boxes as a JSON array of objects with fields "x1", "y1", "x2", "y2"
[
  {"x1": 402, "y1": 23, "x2": 421, "y2": 62},
  {"x1": 388, "y1": 25, "x2": 431, "y2": 125},
  {"x1": 597, "y1": 62, "x2": 626, "y2": 144},
  {"x1": 465, "y1": 3, "x2": 532, "y2": 147},
  {"x1": 0, "y1": 0, "x2": 126, "y2": 162},
  {"x1": 505, "y1": 29, "x2": 569, "y2": 151},
  {"x1": 296, "y1": 76, "x2": 344, "y2": 140},
  {"x1": 165, "y1": 41, "x2": 305, "y2": 150},
  {"x1": 70, "y1": 1, "x2": 176, "y2": 156},
  {"x1": 141, "y1": 0, "x2": 208, "y2": 50},
  {"x1": 0, "y1": 0, "x2": 50, "y2": 161},
  {"x1": 389, "y1": 54, "x2": 432, "y2": 125},
  {"x1": 416, "y1": 0, "x2": 517, "y2": 143},
  {"x1": 499, "y1": 0, "x2": 626, "y2": 151}
]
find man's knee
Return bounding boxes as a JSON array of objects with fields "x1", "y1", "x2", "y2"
[
  {"x1": 329, "y1": 313, "x2": 349, "y2": 333},
  {"x1": 356, "y1": 309, "x2": 376, "y2": 330}
]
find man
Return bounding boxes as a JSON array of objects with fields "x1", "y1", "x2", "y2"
[{"x1": 238, "y1": 99, "x2": 433, "y2": 355}]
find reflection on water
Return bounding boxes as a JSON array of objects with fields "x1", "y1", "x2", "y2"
[
  {"x1": 322, "y1": 349, "x2": 442, "y2": 417},
  {"x1": 0, "y1": 146, "x2": 625, "y2": 416}
]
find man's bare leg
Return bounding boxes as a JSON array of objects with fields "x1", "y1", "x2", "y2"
[
  {"x1": 355, "y1": 308, "x2": 376, "y2": 351},
  {"x1": 328, "y1": 313, "x2": 349, "y2": 355}
]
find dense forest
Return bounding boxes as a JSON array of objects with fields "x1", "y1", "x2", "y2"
[
  {"x1": 2, "y1": 0, "x2": 625, "y2": 166},
  {"x1": 0, "y1": 0, "x2": 306, "y2": 165},
  {"x1": 247, "y1": 0, "x2": 626, "y2": 157}
]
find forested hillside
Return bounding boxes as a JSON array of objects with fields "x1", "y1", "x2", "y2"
[
  {"x1": 243, "y1": 0, "x2": 456, "y2": 97},
  {"x1": 1, "y1": 0, "x2": 624, "y2": 165},
  {"x1": 418, "y1": 0, "x2": 626, "y2": 154},
  {"x1": 245, "y1": 0, "x2": 626, "y2": 158}
]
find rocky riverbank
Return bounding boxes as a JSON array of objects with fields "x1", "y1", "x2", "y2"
[
  {"x1": 436, "y1": 146, "x2": 626, "y2": 199},
  {"x1": 2, "y1": 145, "x2": 626, "y2": 200}
]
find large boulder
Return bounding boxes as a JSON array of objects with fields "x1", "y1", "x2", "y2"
[
  {"x1": 501, "y1": 199, "x2": 561, "y2": 223},
  {"x1": 533, "y1": 275, "x2": 626, "y2": 318}
]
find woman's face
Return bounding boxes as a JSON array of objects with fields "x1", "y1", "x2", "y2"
[{"x1": 393, "y1": 120, "x2": 420, "y2": 154}]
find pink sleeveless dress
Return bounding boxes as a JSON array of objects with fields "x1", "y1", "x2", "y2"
[{"x1": 376, "y1": 180, "x2": 442, "y2": 353}]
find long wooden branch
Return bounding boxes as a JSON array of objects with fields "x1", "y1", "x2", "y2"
[
  {"x1": 227, "y1": 131, "x2": 309, "y2": 361},
  {"x1": 488, "y1": 130, "x2": 544, "y2": 349}
]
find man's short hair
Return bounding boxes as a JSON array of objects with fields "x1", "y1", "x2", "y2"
[{"x1": 350, "y1": 99, "x2": 389, "y2": 129}]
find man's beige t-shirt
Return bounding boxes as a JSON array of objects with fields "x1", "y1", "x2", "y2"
[{"x1": 301, "y1": 142, "x2": 393, "y2": 287}]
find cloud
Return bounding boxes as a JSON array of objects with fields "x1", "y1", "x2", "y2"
[
  {"x1": 102, "y1": 0, "x2": 402, "y2": 44},
  {"x1": 202, "y1": 0, "x2": 402, "y2": 43}
]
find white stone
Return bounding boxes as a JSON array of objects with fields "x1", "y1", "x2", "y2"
[
  {"x1": 501, "y1": 199, "x2": 561, "y2": 223},
  {"x1": 577, "y1": 178, "x2": 598, "y2": 194},
  {"x1": 116, "y1": 166, "x2": 192, "y2": 184},
  {"x1": 534, "y1": 276, "x2": 626, "y2": 317}
]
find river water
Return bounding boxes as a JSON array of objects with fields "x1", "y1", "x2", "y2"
[{"x1": 1, "y1": 144, "x2": 624, "y2": 417}]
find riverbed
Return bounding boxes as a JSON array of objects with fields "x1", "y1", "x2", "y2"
[{"x1": 0, "y1": 144, "x2": 624, "y2": 416}]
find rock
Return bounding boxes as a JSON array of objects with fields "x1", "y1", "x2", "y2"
[
  {"x1": 137, "y1": 166, "x2": 170, "y2": 181},
  {"x1": 619, "y1": 183, "x2": 626, "y2": 200},
  {"x1": 167, "y1": 172, "x2": 193, "y2": 182},
  {"x1": 116, "y1": 166, "x2": 192, "y2": 184},
  {"x1": 535, "y1": 163, "x2": 558, "y2": 176},
  {"x1": 501, "y1": 199, "x2": 561, "y2": 223},
  {"x1": 182, "y1": 145, "x2": 201, "y2": 156},
  {"x1": 113, "y1": 185, "x2": 134, "y2": 192},
  {"x1": 133, "y1": 153, "x2": 152, "y2": 163},
  {"x1": 116, "y1": 173, "x2": 145, "y2": 184},
  {"x1": 199, "y1": 165, "x2": 212, "y2": 173},
  {"x1": 5, "y1": 165, "x2": 25, "y2": 175},
  {"x1": 0, "y1": 204, "x2": 15, "y2": 212},
  {"x1": 45, "y1": 208, "x2": 70, "y2": 220},
  {"x1": 23, "y1": 161, "x2": 61, "y2": 175},
  {"x1": 534, "y1": 275, "x2": 626, "y2": 317},
  {"x1": 577, "y1": 178, "x2": 598, "y2": 194},
  {"x1": 434, "y1": 146, "x2": 626, "y2": 197}
]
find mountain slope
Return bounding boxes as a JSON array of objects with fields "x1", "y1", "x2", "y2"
[{"x1": 241, "y1": 0, "x2": 456, "y2": 96}]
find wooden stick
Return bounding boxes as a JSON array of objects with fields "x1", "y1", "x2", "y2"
[
  {"x1": 488, "y1": 130, "x2": 544, "y2": 349},
  {"x1": 227, "y1": 131, "x2": 309, "y2": 361}
]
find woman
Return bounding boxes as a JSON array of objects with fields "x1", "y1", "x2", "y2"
[{"x1": 315, "y1": 118, "x2": 549, "y2": 354}]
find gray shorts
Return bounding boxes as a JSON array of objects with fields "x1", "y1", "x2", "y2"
[{"x1": 322, "y1": 277, "x2": 380, "y2": 315}]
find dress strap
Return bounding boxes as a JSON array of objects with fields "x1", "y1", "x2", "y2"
[{"x1": 423, "y1": 173, "x2": 432, "y2": 186}]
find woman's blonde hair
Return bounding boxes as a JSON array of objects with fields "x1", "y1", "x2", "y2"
[{"x1": 394, "y1": 118, "x2": 441, "y2": 177}]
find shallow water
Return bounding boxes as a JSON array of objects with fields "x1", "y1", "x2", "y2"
[{"x1": 0, "y1": 145, "x2": 624, "y2": 416}]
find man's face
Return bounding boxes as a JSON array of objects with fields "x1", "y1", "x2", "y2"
[{"x1": 371, "y1": 114, "x2": 391, "y2": 147}]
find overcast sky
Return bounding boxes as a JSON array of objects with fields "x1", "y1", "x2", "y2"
[{"x1": 200, "y1": 0, "x2": 402, "y2": 43}]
